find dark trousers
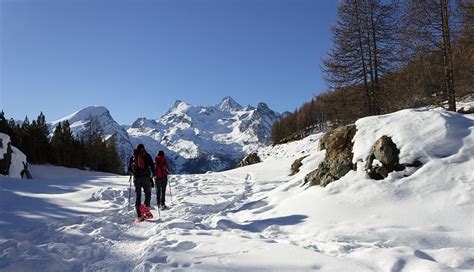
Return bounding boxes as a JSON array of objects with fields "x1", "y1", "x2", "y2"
[
  {"x1": 134, "y1": 176, "x2": 151, "y2": 217},
  {"x1": 155, "y1": 176, "x2": 168, "y2": 206}
]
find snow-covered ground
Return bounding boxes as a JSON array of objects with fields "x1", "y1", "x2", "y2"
[{"x1": 0, "y1": 107, "x2": 473, "y2": 271}]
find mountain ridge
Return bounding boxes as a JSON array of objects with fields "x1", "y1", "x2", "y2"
[{"x1": 49, "y1": 97, "x2": 281, "y2": 173}]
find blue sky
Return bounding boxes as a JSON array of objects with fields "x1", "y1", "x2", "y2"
[{"x1": 1, "y1": 0, "x2": 338, "y2": 125}]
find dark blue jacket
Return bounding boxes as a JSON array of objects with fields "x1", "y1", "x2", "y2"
[{"x1": 128, "y1": 150, "x2": 155, "y2": 177}]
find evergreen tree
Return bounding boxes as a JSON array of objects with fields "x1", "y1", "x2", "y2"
[
  {"x1": 50, "y1": 121, "x2": 80, "y2": 168},
  {"x1": 102, "y1": 134, "x2": 124, "y2": 174},
  {"x1": 30, "y1": 112, "x2": 51, "y2": 163},
  {"x1": 80, "y1": 115, "x2": 105, "y2": 171},
  {"x1": 7, "y1": 118, "x2": 21, "y2": 147},
  {"x1": 19, "y1": 116, "x2": 32, "y2": 161},
  {"x1": 0, "y1": 111, "x2": 8, "y2": 134},
  {"x1": 0, "y1": 112, "x2": 16, "y2": 139},
  {"x1": 50, "y1": 122, "x2": 65, "y2": 166}
]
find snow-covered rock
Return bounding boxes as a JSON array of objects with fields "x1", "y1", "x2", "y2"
[{"x1": 0, "y1": 133, "x2": 27, "y2": 178}]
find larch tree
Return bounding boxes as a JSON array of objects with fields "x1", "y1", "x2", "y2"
[
  {"x1": 323, "y1": 0, "x2": 399, "y2": 116},
  {"x1": 402, "y1": 0, "x2": 458, "y2": 111}
]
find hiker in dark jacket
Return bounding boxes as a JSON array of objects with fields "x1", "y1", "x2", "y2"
[
  {"x1": 154, "y1": 150, "x2": 169, "y2": 209},
  {"x1": 128, "y1": 144, "x2": 154, "y2": 220}
]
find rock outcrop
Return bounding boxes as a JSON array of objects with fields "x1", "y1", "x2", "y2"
[
  {"x1": 236, "y1": 153, "x2": 262, "y2": 168},
  {"x1": 290, "y1": 155, "x2": 309, "y2": 176},
  {"x1": 304, "y1": 125, "x2": 356, "y2": 187}
]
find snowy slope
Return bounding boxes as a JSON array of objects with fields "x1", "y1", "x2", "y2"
[
  {"x1": 1, "y1": 107, "x2": 472, "y2": 271},
  {"x1": 127, "y1": 97, "x2": 281, "y2": 173},
  {"x1": 49, "y1": 106, "x2": 134, "y2": 169},
  {"x1": 0, "y1": 133, "x2": 27, "y2": 178}
]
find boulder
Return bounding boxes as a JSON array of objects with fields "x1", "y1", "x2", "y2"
[
  {"x1": 236, "y1": 152, "x2": 261, "y2": 168},
  {"x1": 365, "y1": 135, "x2": 406, "y2": 179},
  {"x1": 290, "y1": 155, "x2": 309, "y2": 176},
  {"x1": 304, "y1": 125, "x2": 356, "y2": 187},
  {"x1": 372, "y1": 136, "x2": 399, "y2": 165}
]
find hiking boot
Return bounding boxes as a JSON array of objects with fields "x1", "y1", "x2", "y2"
[{"x1": 161, "y1": 204, "x2": 168, "y2": 209}]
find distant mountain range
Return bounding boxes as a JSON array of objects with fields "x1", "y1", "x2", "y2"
[{"x1": 49, "y1": 97, "x2": 281, "y2": 173}]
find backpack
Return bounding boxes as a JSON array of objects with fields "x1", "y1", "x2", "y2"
[
  {"x1": 132, "y1": 150, "x2": 149, "y2": 176},
  {"x1": 155, "y1": 156, "x2": 168, "y2": 177},
  {"x1": 133, "y1": 153, "x2": 146, "y2": 170}
]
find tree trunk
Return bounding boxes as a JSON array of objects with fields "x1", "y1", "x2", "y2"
[
  {"x1": 441, "y1": 0, "x2": 456, "y2": 111},
  {"x1": 354, "y1": 0, "x2": 373, "y2": 115},
  {"x1": 370, "y1": 0, "x2": 380, "y2": 114}
]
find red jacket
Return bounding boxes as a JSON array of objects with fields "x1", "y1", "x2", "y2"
[{"x1": 154, "y1": 156, "x2": 169, "y2": 178}]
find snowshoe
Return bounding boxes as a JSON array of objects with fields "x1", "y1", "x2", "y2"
[{"x1": 139, "y1": 204, "x2": 153, "y2": 220}]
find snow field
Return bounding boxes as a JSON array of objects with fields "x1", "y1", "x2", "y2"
[{"x1": 1, "y1": 107, "x2": 473, "y2": 271}]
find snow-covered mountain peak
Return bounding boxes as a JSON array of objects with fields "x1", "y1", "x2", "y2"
[
  {"x1": 256, "y1": 102, "x2": 272, "y2": 113},
  {"x1": 165, "y1": 100, "x2": 192, "y2": 116},
  {"x1": 127, "y1": 98, "x2": 281, "y2": 173},
  {"x1": 216, "y1": 96, "x2": 243, "y2": 112},
  {"x1": 49, "y1": 106, "x2": 133, "y2": 170},
  {"x1": 131, "y1": 117, "x2": 158, "y2": 129},
  {"x1": 52, "y1": 106, "x2": 110, "y2": 125}
]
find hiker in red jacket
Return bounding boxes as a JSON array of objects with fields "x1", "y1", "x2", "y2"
[{"x1": 154, "y1": 150, "x2": 169, "y2": 209}]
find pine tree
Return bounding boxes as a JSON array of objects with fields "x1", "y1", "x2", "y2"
[
  {"x1": 7, "y1": 119, "x2": 21, "y2": 147},
  {"x1": 0, "y1": 112, "x2": 16, "y2": 139},
  {"x1": 0, "y1": 111, "x2": 8, "y2": 134},
  {"x1": 32, "y1": 112, "x2": 51, "y2": 163},
  {"x1": 19, "y1": 116, "x2": 32, "y2": 161},
  {"x1": 80, "y1": 115, "x2": 104, "y2": 171},
  {"x1": 103, "y1": 134, "x2": 124, "y2": 174}
]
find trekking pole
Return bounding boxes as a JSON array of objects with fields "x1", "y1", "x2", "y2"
[
  {"x1": 169, "y1": 178, "x2": 173, "y2": 205},
  {"x1": 128, "y1": 174, "x2": 132, "y2": 211},
  {"x1": 157, "y1": 204, "x2": 161, "y2": 219}
]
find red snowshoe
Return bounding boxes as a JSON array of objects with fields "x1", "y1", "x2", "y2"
[{"x1": 138, "y1": 204, "x2": 153, "y2": 221}]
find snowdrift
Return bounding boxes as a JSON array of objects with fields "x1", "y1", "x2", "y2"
[{"x1": 0, "y1": 107, "x2": 472, "y2": 271}]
